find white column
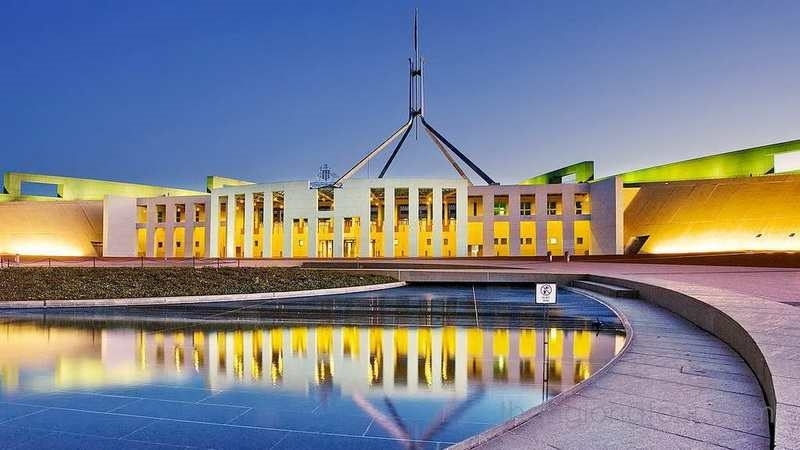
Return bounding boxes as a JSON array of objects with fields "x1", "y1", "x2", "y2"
[
  {"x1": 408, "y1": 187, "x2": 419, "y2": 257},
  {"x1": 308, "y1": 217, "x2": 318, "y2": 258},
  {"x1": 562, "y1": 192, "x2": 576, "y2": 256},
  {"x1": 456, "y1": 186, "x2": 468, "y2": 257},
  {"x1": 263, "y1": 191, "x2": 273, "y2": 258},
  {"x1": 536, "y1": 191, "x2": 548, "y2": 256},
  {"x1": 509, "y1": 192, "x2": 521, "y2": 256},
  {"x1": 283, "y1": 218, "x2": 293, "y2": 258},
  {"x1": 483, "y1": 193, "x2": 495, "y2": 256},
  {"x1": 145, "y1": 201, "x2": 155, "y2": 257},
  {"x1": 333, "y1": 217, "x2": 343, "y2": 257},
  {"x1": 384, "y1": 187, "x2": 395, "y2": 257},
  {"x1": 432, "y1": 188, "x2": 443, "y2": 257},
  {"x1": 184, "y1": 221, "x2": 195, "y2": 258},
  {"x1": 359, "y1": 194, "x2": 370, "y2": 258},
  {"x1": 165, "y1": 203, "x2": 175, "y2": 257},
  {"x1": 225, "y1": 194, "x2": 236, "y2": 258},
  {"x1": 244, "y1": 192, "x2": 254, "y2": 258},
  {"x1": 209, "y1": 196, "x2": 219, "y2": 257}
]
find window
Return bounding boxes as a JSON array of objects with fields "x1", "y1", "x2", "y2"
[
  {"x1": 576, "y1": 237, "x2": 584, "y2": 245},
  {"x1": 468, "y1": 195, "x2": 483, "y2": 217},
  {"x1": 136, "y1": 205, "x2": 148, "y2": 223},
  {"x1": 520, "y1": 194, "x2": 534, "y2": 215},
  {"x1": 447, "y1": 203, "x2": 457, "y2": 220},
  {"x1": 194, "y1": 203, "x2": 206, "y2": 222},
  {"x1": 426, "y1": 238, "x2": 432, "y2": 245},
  {"x1": 176, "y1": 241, "x2": 182, "y2": 248},
  {"x1": 493, "y1": 238, "x2": 499, "y2": 245},
  {"x1": 418, "y1": 203, "x2": 429, "y2": 220},
  {"x1": 521, "y1": 238, "x2": 533, "y2": 245},
  {"x1": 500, "y1": 238, "x2": 508, "y2": 245},
  {"x1": 318, "y1": 188, "x2": 334, "y2": 211},
  {"x1": 574, "y1": 193, "x2": 590, "y2": 215},
  {"x1": 493, "y1": 195, "x2": 509, "y2": 216},
  {"x1": 443, "y1": 238, "x2": 449, "y2": 245},
  {"x1": 156, "y1": 204, "x2": 166, "y2": 223},
  {"x1": 398, "y1": 205, "x2": 409, "y2": 221},
  {"x1": 176, "y1": 204, "x2": 186, "y2": 223},
  {"x1": 546, "y1": 194, "x2": 562, "y2": 215},
  {"x1": 195, "y1": 241, "x2": 200, "y2": 248},
  {"x1": 157, "y1": 242, "x2": 163, "y2": 248}
]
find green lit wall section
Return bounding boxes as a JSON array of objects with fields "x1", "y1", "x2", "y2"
[
  {"x1": 521, "y1": 161, "x2": 594, "y2": 185},
  {"x1": 618, "y1": 139, "x2": 800, "y2": 185},
  {"x1": 0, "y1": 172, "x2": 205, "y2": 203}
]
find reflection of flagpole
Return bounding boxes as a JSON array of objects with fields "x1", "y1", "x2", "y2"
[
  {"x1": 352, "y1": 385, "x2": 485, "y2": 448},
  {"x1": 542, "y1": 300, "x2": 549, "y2": 403}
]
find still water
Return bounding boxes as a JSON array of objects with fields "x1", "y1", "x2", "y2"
[{"x1": 0, "y1": 285, "x2": 625, "y2": 449}]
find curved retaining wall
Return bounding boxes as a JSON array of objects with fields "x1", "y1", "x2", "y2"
[
  {"x1": 586, "y1": 274, "x2": 777, "y2": 446},
  {"x1": 0, "y1": 281, "x2": 407, "y2": 308}
]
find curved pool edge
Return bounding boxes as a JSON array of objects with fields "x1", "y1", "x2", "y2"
[
  {"x1": 584, "y1": 274, "x2": 777, "y2": 447},
  {"x1": 449, "y1": 286, "x2": 635, "y2": 450},
  {"x1": 0, "y1": 281, "x2": 407, "y2": 308}
]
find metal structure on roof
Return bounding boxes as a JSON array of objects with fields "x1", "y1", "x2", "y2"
[{"x1": 331, "y1": 11, "x2": 498, "y2": 188}]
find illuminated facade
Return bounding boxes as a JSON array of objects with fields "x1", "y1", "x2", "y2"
[
  {"x1": 2, "y1": 138, "x2": 800, "y2": 257},
  {"x1": 99, "y1": 177, "x2": 622, "y2": 258}
]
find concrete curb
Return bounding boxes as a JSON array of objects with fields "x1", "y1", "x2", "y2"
[
  {"x1": 449, "y1": 286, "x2": 635, "y2": 450},
  {"x1": 0, "y1": 281, "x2": 407, "y2": 308}
]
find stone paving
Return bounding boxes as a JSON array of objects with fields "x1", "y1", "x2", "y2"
[{"x1": 474, "y1": 290, "x2": 771, "y2": 449}]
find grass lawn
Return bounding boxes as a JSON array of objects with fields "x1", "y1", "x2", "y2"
[{"x1": 0, "y1": 267, "x2": 396, "y2": 301}]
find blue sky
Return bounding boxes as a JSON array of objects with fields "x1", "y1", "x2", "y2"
[{"x1": 2, "y1": 1, "x2": 800, "y2": 189}]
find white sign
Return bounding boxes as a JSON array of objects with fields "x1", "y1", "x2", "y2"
[{"x1": 535, "y1": 283, "x2": 557, "y2": 304}]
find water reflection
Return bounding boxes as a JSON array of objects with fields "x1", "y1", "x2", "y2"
[{"x1": 0, "y1": 322, "x2": 623, "y2": 398}]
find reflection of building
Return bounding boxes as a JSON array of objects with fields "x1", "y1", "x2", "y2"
[{"x1": 0, "y1": 323, "x2": 622, "y2": 397}]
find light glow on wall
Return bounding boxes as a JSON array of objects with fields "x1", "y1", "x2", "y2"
[
  {"x1": 649, "y1": 232, "x2": 800, "y2": 254},
  {"x1": 1, "y1": 239, "x2": 86, "y2": 256}
]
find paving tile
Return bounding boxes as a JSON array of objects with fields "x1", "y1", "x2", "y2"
[
  {"x1": 124, "y1": 419, "x2": 287, "y2": 449},
  {"x1": 3, "y1": 408, "x2": 154, "y2": 439},
  {"x1": 0, "y1": 424, "x2": 57, "y2": 449},
  {"x1": 201, "y1": 390, "x2": 318, "y2": 412},
  {"x1": 366, "y1": 418, "x2": 491, "y2": 443},
  {"x1": 271, "y1": 432, "x2": 442, "y2": 450},
  {"x1": 14, "y1": 392, "x2": 135, "y2": 413},
  {"x1": 112, "y1": 398, "x2": 250, "y2": 423},
  {"x1": 9, "y1": 431, "x2": 184, "y2": 450},
  {"x1": 231, "y1": 408, "x2": 371, "y2": 435},
  {"x1": 0, "y1": 403, "x2": 45, "y2": 423},
  {"x1": 89, "y1": 385, "x2": 216, "y2": 403}
]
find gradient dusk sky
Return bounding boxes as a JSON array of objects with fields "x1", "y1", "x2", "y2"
[{"x1": 2, "y1": 1, "x2": 800, "y2": 190}]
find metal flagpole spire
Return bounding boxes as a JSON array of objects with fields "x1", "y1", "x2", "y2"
[{"x1": 331, "y1": 10, "x2": 498, "y2": 187}]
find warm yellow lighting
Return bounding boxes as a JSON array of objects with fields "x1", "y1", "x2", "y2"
[
  {"x1": 649, "y1": 231, "x2": 800, "y2": 253},
  {"x1": 2, "y1": 239, "x2": 85, "y2": 256}
]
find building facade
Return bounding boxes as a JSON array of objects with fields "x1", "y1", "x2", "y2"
[{"x1": 103, "y1": 176, "x2": 622, "y2": 259}]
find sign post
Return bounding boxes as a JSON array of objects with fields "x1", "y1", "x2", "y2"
[{"x1": 535, "y1": 283, "x2": 557, "y2": 401}]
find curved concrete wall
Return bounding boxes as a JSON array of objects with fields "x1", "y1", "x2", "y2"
[{"x1": 586, "y1": 274, "x2": 776, "y2": 446}]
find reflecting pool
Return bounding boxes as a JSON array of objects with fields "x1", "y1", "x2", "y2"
[{"x1": 0, "y1": 284, "x2": 625, "y2": 449}]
